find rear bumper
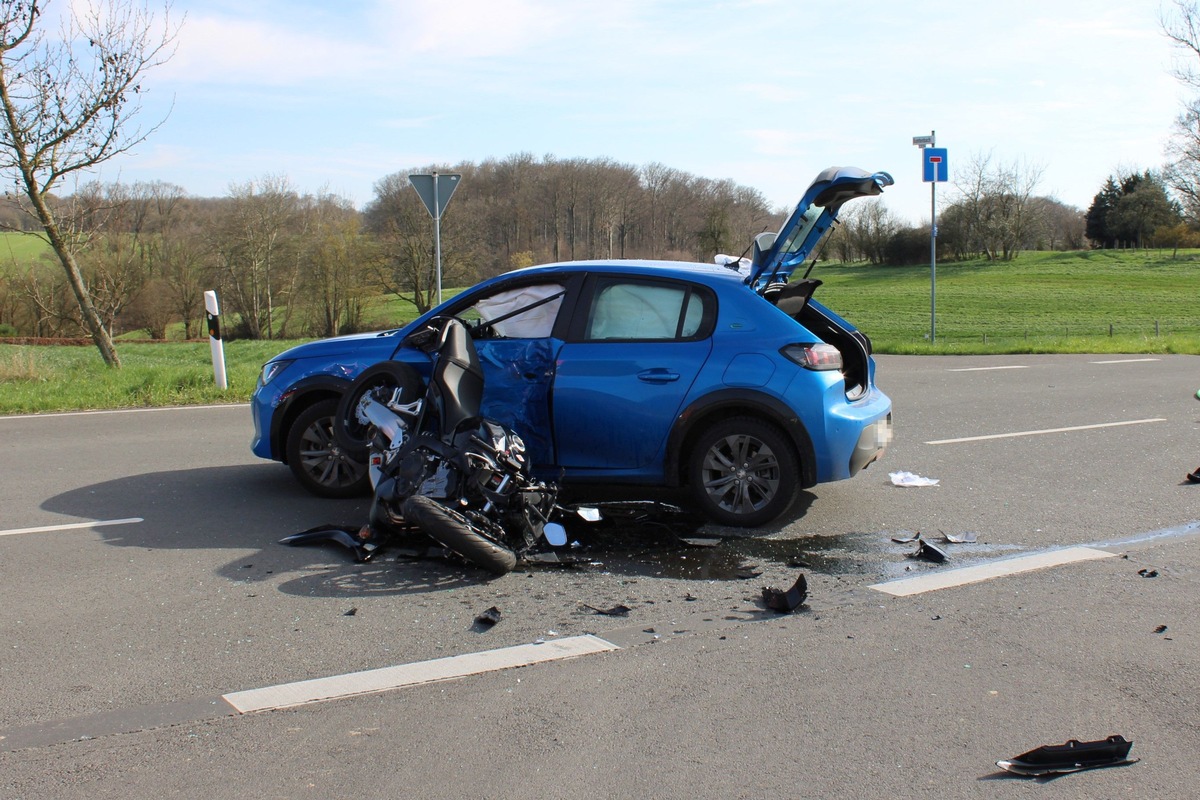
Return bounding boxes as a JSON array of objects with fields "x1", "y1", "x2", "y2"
[{"x1": 850, "y1": 412, "x2": 892, "y2": 474}]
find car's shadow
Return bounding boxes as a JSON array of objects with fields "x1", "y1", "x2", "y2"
[{"x1": 41, "y1": 464, "x2": 824, "y2": 598}]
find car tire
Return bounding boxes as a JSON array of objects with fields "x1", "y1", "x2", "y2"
[
  {"x1": 402, "y1": 495, "x2": 518, "y2": 575},
  {"x1": 687, "y1": 417, "x2": 798, "y2": 527},
  {"x1": 286, "y1": 398, "x2": 370, "y2": 498},
  {"x1": 334, "y1": 361, "x2": 424, "y2": 457}
]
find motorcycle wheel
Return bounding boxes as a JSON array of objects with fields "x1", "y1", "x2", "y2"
[
  {"x1": 401, "y1": 495, "x2": 518, "y2": 575},
  {"x1": 334, "y1": 361, "x2": 424, "y2": 458}
]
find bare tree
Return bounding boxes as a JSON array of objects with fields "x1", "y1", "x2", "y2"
[
  {"x1": 1161, "y1": 1, "x2": 1200, "y2": 221},
  {"x1": 946, "y1": 152, "x2": 1044, "y2": 260},
  {"x1": 296, "y1": 191, "x2": 371, "y2": 337},
  {"x1": 0, "y1": 0, "x2": 178, "y2": 366},
  {"x1": 213, "y1": 176, "x2": 299, "y2": 339}
]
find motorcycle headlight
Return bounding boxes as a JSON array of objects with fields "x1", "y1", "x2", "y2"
[{"x1": 259, "y1": 359, "x2": 294, "y2": 387}]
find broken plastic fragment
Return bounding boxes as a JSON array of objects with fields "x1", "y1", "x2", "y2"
[
  {"x1": 1138, "y1": 568, "x2": 1159, "y2": 578},
  {"x1": 474, "y1": 606, "x2": 502, "y2": 627},
  {"x1": 889, "y1": 471, "x2": 940, "y2": 487},
  {"x1": 943, "y1": 532, "x2": 978, "y2": 544},
  {"x1": 761, "y1": 574, "x2": 808, "y2": 613},
  {"x1": 996, "y1": 735, "x2": 1138, "y2": 776},
  {"x1": 582, "y1": 603, "x2": 631, "y2": 617},
  {"x1": 913, "y1": 540, "x2": 949, "y2": 563},
  {"x1": 1154, "y1": 624, "x2": 1168, "y2": 634},
  {"x1": 891, "y1": 531, "x2": 921, "y2": 544}
]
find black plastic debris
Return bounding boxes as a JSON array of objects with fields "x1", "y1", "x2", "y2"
[
  {"x1": 891, "y1": 531, "x2": 921, "y2": 544},
  {"x1": 343, "y1": 607, "x2": 358, "y2": 617},
  {"x1": 912, "y1": 540, "x2": 949, "y2": 563},
  {"x1": 474, "y1": 606, "x2": 502, "y2": 627},
  {"x1": 1138, "y1": 568, "x2": 1159, "y2": 578},
  {"x1": 735, "y1": 565, "x2": 763, "y2": 579},
  {"x1": 582, "y1": 603, "x2": 631, "y2": 617},
  {"x1": 1154, "y1": 624, "x2": 1168, "y2": 634},
  {"x1": 279, "y1": 525, "x2": 380, "y2": 563},
  {"x1": 996, "y1": 735, "x2": 1138, "y2": 776},
  {"x1": 762, "y1": 573, "x2": 808, "y2": 613},
  {"x1": 1187, "y1": 468, "x2": 1200, "y2": 484}
]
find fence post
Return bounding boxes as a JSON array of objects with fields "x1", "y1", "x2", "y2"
[{"x1": 204, "y1": 290, "x2": 228, "y2": 390}]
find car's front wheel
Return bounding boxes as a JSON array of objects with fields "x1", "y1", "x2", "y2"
[
  {"x1": 687, "y1": 417, "x2": 798, "y2": 527},
  {"x1": 286, "y1": 398, "x2": 369, "y2": 498}
]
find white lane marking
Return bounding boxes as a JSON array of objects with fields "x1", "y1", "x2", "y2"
[
  {"x1": 223, "y1": 634, "x2": 621, "y2": 714},
  {"x1": 926, "y1": 418, "x2": 1166, "y2": 445},
  {"x1": 946, "y1": 365, "x2": 1029, "y2": 372},
  {"x1": 0, "y1": 404, "x2": 246, "y2": 421},
  {"x1": 870, "y1": 547, "x2": 1116, "y2": 597},
  {"x1": 1090, "y1": 358, "x2": 1161, "y2": 364},
  {"x1": 0, "y1": 517, "x2": 144, "y2": 537}
]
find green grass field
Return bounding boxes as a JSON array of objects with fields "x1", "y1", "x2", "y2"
[
  {"x1": 0, "y1": 230, "x2": 52, "y2": 264},
  {"x1": 813, "y1": 249, "x2": 1200, "y2": 354},
  {"x1": 1, "y1": 248, "x2": 1197, "y2": 414}
]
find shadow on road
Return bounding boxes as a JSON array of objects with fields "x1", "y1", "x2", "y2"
[{"x1": 41, "y1": 463, "x2": 958, "y2": 597}]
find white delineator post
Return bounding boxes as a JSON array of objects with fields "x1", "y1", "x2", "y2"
[{"x1": 204, "y1": 290, "x2": 228, "y2": 390}]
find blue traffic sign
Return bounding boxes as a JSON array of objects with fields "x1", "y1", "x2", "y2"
[{"x1": 923, "y1": 148, "x2": 948, "y2": 182}]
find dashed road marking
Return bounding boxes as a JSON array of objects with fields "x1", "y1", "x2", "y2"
[
  {"x1": 0, "y1": 518, "x2": 143, "y2": 537},
  {"x1": 1089, "y1": 358, "x2": 1161, "y2": 364},
  {"x1": 869, "y1": 547, "x2": 1117, "y2": 597},
  {"x1": 926, "y1": 418, "x2": 1166, "y2": 445},
  {"x1": 946, "y1": 365, "x2": 1030, "y2": 372},
  {"x1": 222, "y1": 634, "x2": 621, "y2": 713}
]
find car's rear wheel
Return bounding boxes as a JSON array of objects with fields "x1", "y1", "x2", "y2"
[
  {"x1": 688, "y1": 417, "x2": 798, "y2": 527},
  {"x1": 286, "y1": 398, "x2": 369, "y2": 498}
]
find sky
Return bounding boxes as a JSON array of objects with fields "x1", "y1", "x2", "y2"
[{"x1": 74, "y1": 0, "x2": 1191, "y2": 225}]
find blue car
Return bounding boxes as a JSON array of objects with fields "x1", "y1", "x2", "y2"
[{"x1": 250, "y1": 166, "x2": 894, "y2": 527}]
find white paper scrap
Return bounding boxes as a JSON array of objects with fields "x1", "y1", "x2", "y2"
[{"x1": 889, "y1": 471, "x2": 940, "y2": 487}]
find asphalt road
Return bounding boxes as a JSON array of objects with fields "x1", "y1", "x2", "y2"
[{"x1": 2, "y1": 353, "x2": 1199, "y2": 798}]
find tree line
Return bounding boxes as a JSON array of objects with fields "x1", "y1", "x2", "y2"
[
  {"x1": 8, "y1": 149, "x2": 1179, "y2": 342},
  {"x1": 0, "y1": 156, "x2": 783, "y2": 340}
]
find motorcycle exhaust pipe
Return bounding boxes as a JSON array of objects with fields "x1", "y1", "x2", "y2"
[{"x1": 359, "y1": 396, "x2": 407, "y2": 442}]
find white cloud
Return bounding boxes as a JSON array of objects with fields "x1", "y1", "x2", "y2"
[{"x1": 158, "y1": 13, "x2": 377, "y2": 86}]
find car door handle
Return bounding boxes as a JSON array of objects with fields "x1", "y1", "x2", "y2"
[{"x1": 637, "y1": 369, "x2": 680, "y2": 383}]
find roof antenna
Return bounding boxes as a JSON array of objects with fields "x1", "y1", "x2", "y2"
[{"x1": 722, "y1": 225, "x2": 769, "y2": 272}]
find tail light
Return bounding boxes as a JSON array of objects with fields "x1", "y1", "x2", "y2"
[{"x1": 781, "y1": 343, "x2": 843, "y2": 371}]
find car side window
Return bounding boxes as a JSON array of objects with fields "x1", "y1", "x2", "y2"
[{"x1": 585, "y1": 279, "x2": 710, "y2": 341}]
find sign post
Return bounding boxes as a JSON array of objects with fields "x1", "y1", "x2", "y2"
[
  {"x1": 408, "y1": 172, "x2": 462, "y2": 306},
  {"x1": 913, "y1": 132, "x2": 948, "y2": 342}
]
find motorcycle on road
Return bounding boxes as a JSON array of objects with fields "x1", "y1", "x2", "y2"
[{"x1": 312, "y1": 315, "x2": 568, "y2": 575}]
